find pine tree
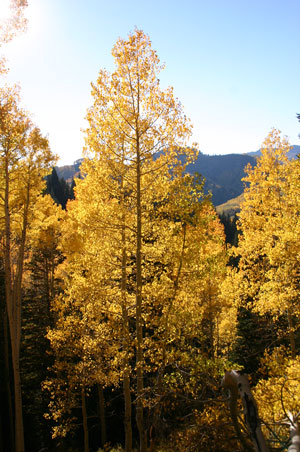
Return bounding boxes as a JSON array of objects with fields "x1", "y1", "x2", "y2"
[
  {"x1": 20, "y1": 195, "x2": 63, "y2": 450},
  {"x1": 45, "y1": 168, "x2": 71, "y2": 209}
]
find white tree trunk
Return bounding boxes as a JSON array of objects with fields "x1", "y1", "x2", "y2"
[
  {"x1": 222, "y1": 371, "x2": 269, "y2": 452},
  {"x1": 287, "y1": 413, "x2": 300, "y2": 452}
]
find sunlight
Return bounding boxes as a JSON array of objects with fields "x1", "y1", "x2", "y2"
[
  {"x1": 3, "y1": 0, "x2": 43, "y2": 57},
  {"x1": 0, "y1": 0, "x2": 11, "y2": 21}
]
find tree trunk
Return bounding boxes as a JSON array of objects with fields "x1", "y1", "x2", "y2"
[
  {"x1": 4, "y1": 158, "x2": 26, "y2": 452},
  {"x1": 97, "y1": 384, "x2": 106, "y2": 448},
  {"x1": 121, "y1": 177, "x2": 133, "y2": 452},
  {"x1": 288, "y1": 415, "x2": 300, "y2": 452},
  {"x1": 3, "y1": 308, "x2": 14, "y2": 452},
  {"x1": 207, "y1": 281, "x2": 215, "y2": 357},
  {"x1": 135, "y1": 136, "x2": 146, "y2": 452},
  {"x1": 81, "y1": 387, "x2": 89, "y2": 452},
  {"x1": 11, "y1": 346, "x2": 24, "y2": 452},
  {"x1": 123, "y1": 371, "x2": 132, "y2": 452},
  {"x1": 222, "y1": 371, "x2": 269, "y2": 452},
  {"x1": 151, "y1": 224, "x2": 187, "y2": 446}
]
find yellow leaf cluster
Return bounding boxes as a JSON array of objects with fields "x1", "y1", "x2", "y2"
[{"x1": 221, "y1": 129, "x2": 300, "y2": 355}]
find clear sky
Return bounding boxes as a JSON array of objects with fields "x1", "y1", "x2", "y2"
[{"x1": 1, "y1": 0, "x2": 299, "y2": 165}]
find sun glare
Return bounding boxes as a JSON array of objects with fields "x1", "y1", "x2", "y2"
[
  {"x1": 0, "y1": 0, "x2": 12, "y2": 21},
  {"x1": 2, "y1": 0, "x2": 43, "y2": 58}
]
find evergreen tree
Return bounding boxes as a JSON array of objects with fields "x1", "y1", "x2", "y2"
[
  {"x1": 218, "y1": 213, "x2": 238, "y2": 246},
  {"x1": 45, "y1": 168, "x2": 72, "y2": 209},
  {"x1": 21, "y1": 196, "x2": 63, "y2": 451}
]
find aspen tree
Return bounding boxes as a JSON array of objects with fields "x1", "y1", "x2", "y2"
[
  {"x1": 225, "y1": 129, "x2": 300, "y2": 359},
  {"x1": 47, "y1": 29, "x2": 228, "y2": 451},
  {"x1": 48, "y1": 161, "x2": 227, "y2": 450},
  {"x1": 45, "y1": 167, "x2": 124, "y2": 443},
  {"x1": 252, "y1": 347, "x2": 300, "y2": 449},
  {"x1": 0, "y1": 85, "x2": 56, "y2": 452},
  {"x1": 84, "y1": 29, "x2": 194, "y2": 452}
]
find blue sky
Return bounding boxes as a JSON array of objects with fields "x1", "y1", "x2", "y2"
[{"x1": 1, "y1": 0, "x2": 299, "y2": 165}]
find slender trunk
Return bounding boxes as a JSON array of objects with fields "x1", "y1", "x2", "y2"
[
  {"x1": 123, "y1": 371, "x2": 132, "y2": 452},
  {"x1": 97, "y1": 384, "x2": 106, "y2": 448},
  {"x1": 11, "y1": 345, "x2": 24, "y2": 452},
  {"x1": 156, "y1": 225, "x2": 187, "y2": 382},
  {"x1": 45, "y1": 257, "x2": 50, "y2": 314},
  {"x1": 8, "y1": 326, "x2": 24, "y2": 452},
  {"x1": 135, "y1": 135, "x2": 146, "y2": 452},
  {"x1": 288, "y1": 416, "x2": 300, "y2": 452},
  {"x1": 81, "y1": 387, "x2": 89, "y2": 452},
  {"x1": 121, "y1": 184, "x2": 132, "y2": 452},
  {"x1": 4, "y1": 158, "x2": 26, "y2": 452},
  {"x1": 3, "y1": 308, "x2": 14, "y2": 452}
]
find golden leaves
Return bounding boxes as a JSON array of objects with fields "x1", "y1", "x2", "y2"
[
  {"x1": 222, "y1": 129, "x2": 300, "y2": 357},
  {"x1": 254, "y1": 347, "x2": 300, "y2": 443},
  {"x1": 46, "y1": 29, "x2": 230, "y2": 440},
  {"x1": 85, "y1": 29, "x2": 193, "y2": 170}
]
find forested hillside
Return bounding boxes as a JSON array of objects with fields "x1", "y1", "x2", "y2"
[
  {"x1": 55, "y1": 159, "x2": 83, "y2": 183},
  {"x1": 1, "y1": 23, "x2": 300, "y2": 452},
  {"x1": 56, "y1": 152, "x2": 257, "y2": 206},
  {"x1": 56, "y1": 147, "x2": 299, "y2": 208},
  {"x1": 186, "y1": 152, "x2": 256, "y2": 204}
]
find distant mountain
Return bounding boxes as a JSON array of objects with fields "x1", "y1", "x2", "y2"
[
  {"x1": 55, "y1": 146, "x2": 299, "y2": 207},
  {"x1": 55, "y1": 159, "x2": 83, "y2": 183},
  {"x1": 185, "y1": 152, "x2": 256, "y2": 205},
  {"x1": 216, "y1": 144, "x2": 300, "y2": 215}
]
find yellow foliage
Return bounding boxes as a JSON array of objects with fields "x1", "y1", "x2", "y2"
[
  {"x1": 221, "y1": 129, "x2": 300, "y2": 355},
  {"x1": 46, "y1": 29, "x2": 229, "y2": 442},
  {"x1": 253, "y1": 347, "x2": 300, "y2": 447},
  {"x1": 156, "y1": 406, "x2": 240, "y2": 452}
]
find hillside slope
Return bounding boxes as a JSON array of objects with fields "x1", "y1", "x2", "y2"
[
  {"x1": 55, "y1": 159, "x2": 83, "y2": 183},
  {"x1": 55, "y1": 146, "x2": 299, "y2": 207},
  {"x1": 186, "y1": 152, "x2": 256, "y2": 205},
  {"x1": 216, "y1": 193, "x2": 244, "y2": 216}
]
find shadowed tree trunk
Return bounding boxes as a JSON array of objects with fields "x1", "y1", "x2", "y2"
[
  {"x1": 97, "y1": 384, "x2": 107, "y2": 448},
  {"x1": 4, "y1": 160, "x2": 27, "y2": 452},
  {"x1": 120, "y1": 175, "x2": 133, "y2": 452},
  {"x1": 81, "y1": 386, "x2": 89, "y2": 452},
  {"x1": 3, "y1": 308, "x2": 14, "y2": 452}
]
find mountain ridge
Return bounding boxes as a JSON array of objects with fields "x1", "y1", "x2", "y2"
[{"x1": 55, "y1": 145, "x2": 299, "y2": 207}]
